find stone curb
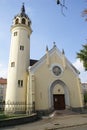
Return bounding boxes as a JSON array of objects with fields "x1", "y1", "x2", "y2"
[{"x1": 0, "y1": 114, "x2": 39, "y2": 128}]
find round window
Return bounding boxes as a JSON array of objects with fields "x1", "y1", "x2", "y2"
[{"x1": 52, "y1": 66, "x2": 61, "y2": 76}]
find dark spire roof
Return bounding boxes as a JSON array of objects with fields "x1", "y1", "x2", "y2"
[
  {"x1": 19, "y1": 3, "x2": 28, "y2": 18},
  {"x1": 21, "y1": 3, "x2": 25, "y2": 14},
  {"x1": 14, "y1": 3, "x2": 31, "y2": 21}
]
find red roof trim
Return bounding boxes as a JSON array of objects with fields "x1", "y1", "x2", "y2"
[{"x1": 0, "y1": 78, "x2": 7, "y2": 84}]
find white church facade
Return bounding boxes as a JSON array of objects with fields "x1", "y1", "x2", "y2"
[{"x1": 5, "y1": 4, "x2": 84, "y2": 115}]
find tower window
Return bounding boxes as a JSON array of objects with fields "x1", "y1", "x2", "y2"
[
  {"x1": 14, "y1": 32, "x2": 17, "y2": 36},
  {"x1": 18, "y1": 80, "x2": 23, "y2": 87},
  {"x1": 11, "y1": 62, "x2": 15, "y2": 67},
  {"x1": 20, "y1": 45, "x2": 24, "y2": 50},
  {"x1": 15, "y1": 18, "x2": 19, "y2": 24},
  {"x1": 22, "y1": 18, "x2": 26, "y2": 24}
]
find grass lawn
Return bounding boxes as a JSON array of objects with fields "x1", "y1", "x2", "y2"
[
  {"x1": 0, "y1": 113, "x2": 10, "y2": 120},
  {"x1": 0, "y1": 111, "x2": 28, "y2": 120},
  {"x1": 0, "y1": 112, "x2": 17, "y2": 120}
]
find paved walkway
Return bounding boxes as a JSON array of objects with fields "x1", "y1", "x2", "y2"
[{"x1": 1, "y1": 110, "x2": 87, "y2": 130}]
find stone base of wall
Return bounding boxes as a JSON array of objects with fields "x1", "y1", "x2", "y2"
[
  {"x1": 36, "y1": 107, "x2": 86, "y2": 117},
  {"x1": 36, "y1": 108, "x2": 54, "y2": 117},
  {"x1": 71, "y1": 107, "x2": 84, "y2": 113}
]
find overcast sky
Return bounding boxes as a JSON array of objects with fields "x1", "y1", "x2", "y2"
[{"x1": 0, "y1": 0, "x2": 87, "y2": 82}]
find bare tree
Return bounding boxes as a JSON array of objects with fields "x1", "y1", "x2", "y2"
[{"x1": 56, "y1": 0, "x2": 67, "y2": 16}]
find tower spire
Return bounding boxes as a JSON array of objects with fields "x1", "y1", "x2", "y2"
[{"x1": 21, "y1": 3, "x2": 25, "y2": 14}]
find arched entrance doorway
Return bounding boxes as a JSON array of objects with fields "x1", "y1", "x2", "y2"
[{"x1": 49, "y1": 80, "x2": 70, "y2": 110}]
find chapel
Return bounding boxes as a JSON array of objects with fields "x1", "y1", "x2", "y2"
[{"x1": 5, "y1": 4, "x2": 83, "y2": 115}]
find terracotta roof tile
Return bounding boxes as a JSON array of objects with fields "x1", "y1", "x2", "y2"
[{"x1": 0, "y1": 78, "x2": 7, "y2": 84}]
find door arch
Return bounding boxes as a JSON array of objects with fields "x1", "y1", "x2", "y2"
[{"x1": 49, "y1": 80, "x2": 70, "y2": 110}]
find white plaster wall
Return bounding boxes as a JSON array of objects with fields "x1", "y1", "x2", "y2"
[
  {"x1": 5, "y1": 25, "x2": 31, "y2": 107},
  {"x1": 30, "y1": 51, "x2": 83, "y2": 111}
]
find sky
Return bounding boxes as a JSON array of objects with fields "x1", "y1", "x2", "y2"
[{"x1": 0, "y1": 0, "x2": 87, "y2": 82}]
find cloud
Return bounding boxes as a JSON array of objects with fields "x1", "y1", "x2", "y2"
[
  {"x1": 73, "y1": 59, "x2": 87, "y2": 83},
  {"x1": 73, "y1": 59, "x2": 84, "y2": 71},
  {"x1": 0, "y1": 64, "x2": 2, "y2": 67},
  {"x1": 0, "y1": 63, "x2": 7, "y2": 78}
]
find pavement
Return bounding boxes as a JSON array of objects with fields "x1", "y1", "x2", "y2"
[{"x1": 1, "y1": 110, "x2": 87, "y2": 130}]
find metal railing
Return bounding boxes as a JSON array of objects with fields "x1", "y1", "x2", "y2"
[{"x1": 0, "y1": 101, "x2": 35, "y2": 114}]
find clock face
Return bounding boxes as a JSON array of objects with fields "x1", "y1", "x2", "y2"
[{"x1": 52, "y1": 66, "x2": 61, "y2": 76}]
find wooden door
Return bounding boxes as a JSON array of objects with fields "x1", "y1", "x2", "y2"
[{"x1": 53, "y1": 94, "x2": 65, "y2": 110}]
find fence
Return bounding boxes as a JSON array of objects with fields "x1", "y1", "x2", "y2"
[{"x1": 0, "y1": 101, "x2": 35, "y2": 114}]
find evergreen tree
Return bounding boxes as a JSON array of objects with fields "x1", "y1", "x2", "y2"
[{"x1": 77, "y1": 44, "x2": 87, "y2": 71}]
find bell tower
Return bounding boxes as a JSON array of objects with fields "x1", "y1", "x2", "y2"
[{"x1": 5, "y1": 3, "x2": 32, "y2": 113}]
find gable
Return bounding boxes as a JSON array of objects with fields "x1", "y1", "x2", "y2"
[
  {"x1": 28, "y1": 46, "x2": 79, "y2": 76},
  {"x1": 28, "y1": 46, "x2": 62, "y2": 72}
]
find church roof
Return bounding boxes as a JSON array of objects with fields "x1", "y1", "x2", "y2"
[
  {"x1": 30, "y1": 59, "x2": 38, "y2": 66},
  {"x1": 29, "y1": 45, "x2": 79, "y2": 75}
]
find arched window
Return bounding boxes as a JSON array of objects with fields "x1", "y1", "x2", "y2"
[
  {"x1": 28, "y1": 21, "x2": 31, "y2": 26},
  {"x1": 28, "y1": 21, "x2": 30, "y2": 26},
  {"x1": 15, "y1": 18, "x2": 19, "y2": 24},
  {"x1": 22, "y1": 18, "x2": 26, "y2": 24}
]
